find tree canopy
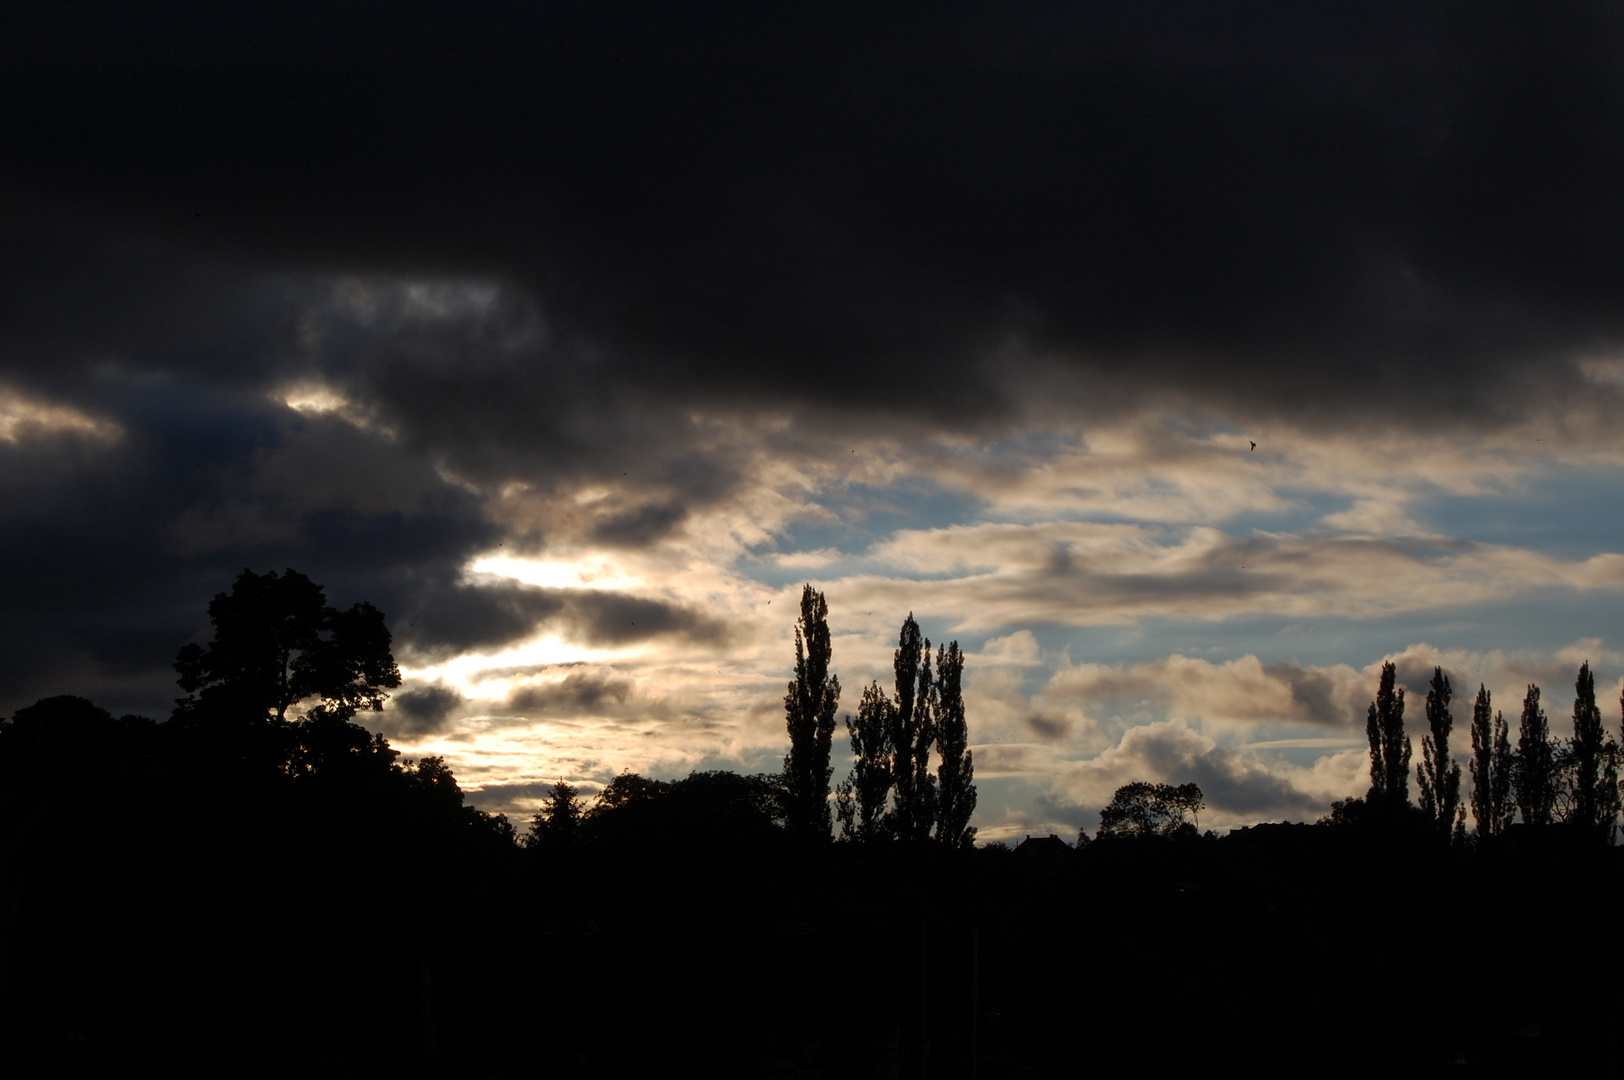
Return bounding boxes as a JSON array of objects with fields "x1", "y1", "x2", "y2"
[
  {"x1": 173, "y1": 567, "x2": 401, "y2": 725},
  {"x1": 1097, "y1": 782, "x2": 1205, "y2": 840}
]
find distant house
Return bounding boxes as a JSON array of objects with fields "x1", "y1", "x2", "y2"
[{"x1": 1012, "y1": 834, "x2": 1071, "y2": 863}]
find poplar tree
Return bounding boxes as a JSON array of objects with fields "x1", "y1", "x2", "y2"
[
  {"x1": 1416, "y1": 667, "x2": 1463, "y2": 839},
  {"x1": 1513, "y1": 684, "x2": 1556, "y2": 827},
  {"x1": 1563, "y1": 662, "x2": 1620, "y2": 842},
  {"x1": 836, "y1": 680, "x2": 893, "y2": 842},
  {"x1": 1365, "y1": 662, "x2": 1411, "y2": 808},
  {"x1": 887, "y1": 614, "x2": 937, "y2": 843},
  {"x1": 1468, "y1": 685, "x2": 1514, "y2": 838},
  {"x1": 931, "y1": 641, "x2": 976, "y2": 849},
  {"x1": 783, "y1": 584, "x2": 841, "y2": 840}
]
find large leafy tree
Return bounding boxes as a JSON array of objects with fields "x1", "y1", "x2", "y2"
[
  {"x1": 782, "y1": 584, "x2": 841, "y2": 840},
  {"x1": 173, "y1": 568, "x2": 400, "y2": 724},
  {"x1": 1097, "y1": 782, "x2": 1204, "y2": 839},
  {"x1": 932, "y1": 641, "x2": 976, "y2": 849},
  {"x1": 886, "y1": 614, "x2": 937, "y2": 843},
  {"x1": 1513, "y1": 684, "x2": 1556, "y2": 827},
  {"x1": 1468, "y1": 684, "x2": 1514, "y2": 839},
  {"x1": 836, "y1": 680, "x2": 893, "y2": 842},
  {"x1": 1365, "y1": 662, "x2": 1411, "y2": 808},
  {"x1": 1416, "y1": 667, "x2": 1463, "y2": 839}
]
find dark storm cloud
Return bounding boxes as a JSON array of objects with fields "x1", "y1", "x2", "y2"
[
  {"x1": 1262, "y1": 662, "x2": 1345, "y2": 726},
  {"x1": 1025, "y1": 713, "x2": 1073, "y2": 742},
  {"x1": 1186, "y1": 749, "x2": 1322, "y2": 819},
  {"x1": 386, "y1": 681, "x2": 466, "y2": 737},
  {"x1": 402, "y1": 579, "x2": 730, "y2": 661},
  {"x1": 5, "y1": 1, "x2": 1624, "y2": 714},
  {"x1": 8, "y1": 2, "x2": 1624, "y2": 430},
  {"x1": 589, "y1": 504, "x2": 688, "y2": 547},
  {"x1": 503, "y1": 672, "x2": 634, "y2": 718}
]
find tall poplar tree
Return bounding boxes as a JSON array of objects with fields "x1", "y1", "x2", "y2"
[
  {"x1": 1468, "y1": 684, "x2": 1514, "y2": 838},
  {"x1": 932, "y1": 641, "x2": 976, "y2": 849},
  {"x1": 783, "y1": 584, "x2": 840, "y2": 840},
  {"x1": 886, "y1": 614, "x2": 937, "y2": 843},
  {"x1": 1513, "y1": 684, "x2": 1556, "y2": 827},
  {"x1": 1365, "y1": 662, "x2": 1411, "y2": 808},
  {"x1": 1563, "y1": 662, "x2": 1620, "y2": 842},
  {"x1": 1416, "y1": 667, "x2": 1463, "y2": 838},
  {"x1": 836, "y1": 680, "x2": 893, "y2": 842}
]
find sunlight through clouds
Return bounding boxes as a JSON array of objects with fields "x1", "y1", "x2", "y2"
[
  {"x1": 468, "y1": 553, "x2": 645, "y2": 591},
  {"x1": 403, "y1": 634, "x2": 639, "y2": 701},
  {"x1": 0, "y1": 385, "x2": 120, "y2": 444}
]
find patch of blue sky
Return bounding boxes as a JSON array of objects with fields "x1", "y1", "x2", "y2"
[
  {"x1": 1412, "y1": 466, "x2": 1624, "y2": 557},
  {"x1": 740, "y1": 479, "x2": 986, "y2": 585},
  {"x1": 1205, "y1": 489, "x2": 1353, "y2": 534},
  {"x1": 992, "y1": 591, "x2": 1624, "y2": 680},
  {"x1": 954, "y1": 428, "x2": 1081, "y2": 467},
  {"x1": 1245, "y1": 741, "x2": 1365, "y2": 770}
]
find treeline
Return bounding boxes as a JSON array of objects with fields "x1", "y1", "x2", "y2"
[
  {"x1": 1321, "y1": 661, "x2": 1624, "y2": 844},
  {"x1": 516, "y1": 584, "x2": 979, "y2": 852},
  {"x1": 5, "y1": 569, "x2": 1624, "y2": 1077},
  {"x1": 1059, "y1": 660, "x2": 1624, "y2": 855}
]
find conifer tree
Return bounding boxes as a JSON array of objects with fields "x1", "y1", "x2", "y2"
[
  {"x1": 783, "y1": 584, "x2": 840, "y2": 840},
  {"x1": 526, "y1": 780, "x2": 583, "y2": 848},
  {"x1": 886, "y1": 614, "x2": 937, "y2": 843},
  {"x1": 1416, "y1": 667, "x2": 1463, "y2": 838},
  {"x1": 931, "y1": 641, "x2": 976, "y2": 849},
  {"x1": 1468, "y1": 684, "x2": 1514, "y2": 838},
  {"x1": 836, "y1": 680, "x2": 893, "y2": 842},
  {"x1": 1513, "y1": 684, "x2": 1556, "y2": 827},
  {"x1": 1365, "y1": 662, "x2": 1411, "y2": 807},
  {"x1": 1563, "y1": 662, "x2": 1620, "y2": 841}
]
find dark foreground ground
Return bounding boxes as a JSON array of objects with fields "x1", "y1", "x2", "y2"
[{"x1": 4, "y1": 769, "x2": 1620, "y2": 1080}]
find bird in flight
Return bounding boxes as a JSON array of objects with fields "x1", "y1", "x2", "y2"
[{"x1": 1249, "y1": 441, "x2": 1257, "y2": 451}]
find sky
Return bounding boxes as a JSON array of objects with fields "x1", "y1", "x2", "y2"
[{"x1": 4, "y1": 2, "x2": 1624, "y2": 840}]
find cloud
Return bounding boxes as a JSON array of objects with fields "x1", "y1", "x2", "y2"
[
  {"x1": 1050, "y1": 719, "x2": 1327, "y2": 829},
  {"x1": 856, "y1": 522, "x2": 1624, "y2": 630},
  {"x1": 0, "y1": 384, "x2": 121, "y2": 445},
  {"x1": 501, "y1": 672, "x2": 635, "y2": 719},
  {"x1": 8, "y1": 6, "x2": 1624, "y2": 441},
  {"x1": 385, "y1": 681, "x2": 465, "y2": 737}
]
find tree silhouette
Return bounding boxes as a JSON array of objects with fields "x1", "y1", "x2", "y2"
[
  {"x1": 1513, "y1": 684, "x2": 1556, "y2": 827},
  {"x1": 932, "y1": 641, "x2": 976, "y2": 849},
  {"x1": 836, "y1": 680, "x2": 893, "y2": 842},
  {"x1": 1416, "y1": 667, "x2": 1463, "y2": 839},
  {"x1": 1097, "y1": 782, "x2": 1204, "y2": 839},
  {"x1": 1468, "y1": 685, "x2": 1514, "y2": 839},
  {"x1": 595, "y1": 770, "x2": 671, "y2": 812},
  {"x1": 0, "y1": 695, "x2": 154, "y2": 789},
  {"x1": 409, "y1": 755, "x2": 468, "y2": 812},
  {"x1": 886, "y1": 615, "x2": 937, "y2": 843},
  {"x1": 1560, "y1": 663, "x2": 1620, "y2": 842},
  {"x1": 173, "y1": 568, "x2": 400, "y2": 724},
  {"x1": 1365, "y1": 662, "x2": 1410, "y2": 808},
  {"x1": 782, "y1": 584, "x2": 840, "y2": 840},
  {"x1": 527, "y1": 780, "x2": 584, "y2": 847}
]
